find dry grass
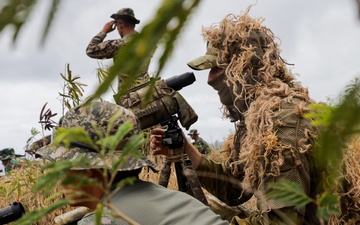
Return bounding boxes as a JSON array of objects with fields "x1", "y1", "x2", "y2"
[{"x1": 0, "y1": 159, "x2": 75, "y2": 224}]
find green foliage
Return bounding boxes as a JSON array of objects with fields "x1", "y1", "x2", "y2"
[
  {"x1": 52, "y1": 127, "x2": 97, "y2": 150},
  {"x1": 13, "y1": 199, "x2": 71, "y2": 225},
  {"x1": 268, "y1": 179, "x2": 313, "y2": 209},
  {"x1": 268, "y1": 180, "x2": 340, "y2": 221},
  {"x1": 268, "y1": 77, "x2": 360, "y2": 222},
  {"x1": 94, "y1": 203, "x2": 104, "y2": 225},
  {"x1": 95, "y1": 62, "x2": 116, "y2": 95},
  {"x1": 316, "y1": 193, "x2": 340, "y2": 221},
  {"x1": 25, "y1": 127, "x2": 40, "y2": 148},
  {"x1": 33, "y1": 160, "x2": 81, "y2": 195},
  {"x1": 312, "y1": 78, "x2": 360, "y2": 189},
  {"x1": 59, "y1": 63, "x2": 87, "y2": 112},
  {"x1": 0, "y1": 0, "x2": 60, "y2": 46}
]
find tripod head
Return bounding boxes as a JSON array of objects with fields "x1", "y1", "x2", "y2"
[{"x1": 160, "y1": 116, "x2": 184, "y2": 149}]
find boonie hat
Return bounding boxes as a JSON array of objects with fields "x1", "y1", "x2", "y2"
[
  {"x1": 111, "y1": 8, "x2": 140, "y2": 24},
  {"x1": 36, "y1": 102, "x2": 159, "y2": 172},
  {"x1": 187, "y1": 43, "x2": 218, "y2": 71}
]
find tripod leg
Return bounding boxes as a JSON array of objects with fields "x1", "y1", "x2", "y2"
[
  {"x1": 174, "y1": 161, "x2": 188, "y2": 192},
  {"x1": 158, "y1": 160, "x2": 171, "y2": 188},
  {"x1": 182, "y1": 161, "x2": 209, "y2": 206}
]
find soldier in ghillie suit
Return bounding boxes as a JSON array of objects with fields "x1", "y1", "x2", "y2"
[
  {"x1": 86, "y1": 8, "x2": 155, "y2": 95},
  {"x1": 188, "y1": 129, "x2": 211, "y2": 155},
  {"x1": 36, "y1": 102, "x2": 228, "y2": 225},
  {"x1": 0, "y1": 148, "x2": 22, "y2": 173},
  {"x1": 151, "y1": 10, "x2": 322, "y2": 224}
]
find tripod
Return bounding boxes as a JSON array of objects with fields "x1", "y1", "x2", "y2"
[{"x1": 157, "y1": 116, "x2": 208, "y2": 206}]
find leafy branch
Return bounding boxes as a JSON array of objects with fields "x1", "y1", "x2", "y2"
[{"x1": 58, "y1": 63, "x2": 87, "y2": 114}]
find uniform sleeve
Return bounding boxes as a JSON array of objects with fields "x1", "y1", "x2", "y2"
[
  {"x1": 201, "y1": 139, "x2": 211, "y2": 154},
  {"x1": 196, "y1": 156, "x2": 252, "y2": 206},
  {"x1": 196, "y1": 156, "x2": 306, "y2": 225},
  {"x1": 86, "y1": 31, "x2": 124, "y2": 59}
]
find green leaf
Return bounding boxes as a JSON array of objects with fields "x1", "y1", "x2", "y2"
[
  {"x1": 111, "y1": 134, "x2": 144, "y2": 173},
  {"x1": 52, "y1": 127, "x2": 97, "y2": 150},
  {"x1": 0, "y1": 0, "x2": 37, "y2": 45},
  {"x1": 94, "y1": 204, "x2": 104, "y2": 225},
  {"x1": 316, "y1": 193, "x2": 340, "y2": 221},
  {"x1": 13, "y1": 199, "x2": 70, "y2": 225},
  {"x1": 267, "y1": 179, "x2": 313, "y2": 209},
  {"x1": 33, "y1": 160, "x2": 73, "y2": 192}
]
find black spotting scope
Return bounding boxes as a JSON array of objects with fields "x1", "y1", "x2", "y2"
[
  {"x1": 164, "y1": 72, "x2": 195, "y2": 91},
  {"x1": 0, "y1": 200, "x2": 25, "y2": 225}
]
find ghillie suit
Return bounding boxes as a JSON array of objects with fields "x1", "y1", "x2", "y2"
[
  {"x1": 188, "y1": 9, "x2": 321, "y2": 224},
  {"x1": 327, "y1": 135, "x2": 360, "y2": 224},
  {"x1": 190, "y1": 9, "x2": 360, "y2": 224}
]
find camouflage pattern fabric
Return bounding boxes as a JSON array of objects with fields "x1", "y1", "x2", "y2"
[
  {"x1": 192, "y1": 137, "x2": 211, "y2": 155},
  {"x1": 36, "y1": 101, "x2": 159, "y2": 172},
  {"x1": 4, "y1": 159, "x2": 20, "y2": 173},
  {"x1": 86, "y1": 32, "x2": 134, "y2": 60},
  {"x1": 188, "y1": 130, "x2": 210, "y2": 154},
  {"x1": 86, "y1": 32, "x2": 153, "y2": 92},
  {"x1": 78, "y1": 210, "x2": 126, "y2": 225},
  {"x1": 187, "y1": 44, "x2": 218, "y2": 70},
  {"x1": 116, "y1": 79, "x2": 198, "y2": 130},
  {"x1": 0, "y1": 148, "x2": 22, "y2": 173},
  {"x1": 0, "y1": 148, "x2": 16, "y2": 160}
]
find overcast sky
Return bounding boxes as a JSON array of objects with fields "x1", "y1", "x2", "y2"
[{"x1": 1, "y1": 0, "x2": 360, "y2": 159}]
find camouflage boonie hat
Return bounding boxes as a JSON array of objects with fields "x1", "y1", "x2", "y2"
[
  {"x1": 36, "y1": 102, "x2": 159, "y2": 172},
  {"x1": 188, "y1": 129, "x2": 199, "y2": 136},
  {"x1": 0, "y1": 148, "x2": 15, "y2": 160},
  {"x1": 187, "y1": 44, "x2": 217, "y2": 71},
  {"x1": 111, "y1": 8, "x2": 140, "y2": 24}
]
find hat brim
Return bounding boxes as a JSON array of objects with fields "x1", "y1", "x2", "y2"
[
  {"x1": 0, "y1": 155, "x2": 23, "y2": 161},
  {"x1": 187, "y1": 55, "x2": 217, "y2": 71},
  {"x1": 36, "y1": 145, "x2": 159, "y2": 173},
  {"x1": 110, "y1": 14, "x2": 140, "y2": 24}
]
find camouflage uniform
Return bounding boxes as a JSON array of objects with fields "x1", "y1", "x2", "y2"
[
  {"x1": 188, "y1": 129, "x2": 211, "y2": 155},
  {"x1": 86, "y1": 8, "x2": 154, "y2": 93},
  {"x1": 0, "y1": 148, "x2": 21, "y2": 173},
  {"x1": 37, "y1": 102, "x2": 228, "y2": 225}
]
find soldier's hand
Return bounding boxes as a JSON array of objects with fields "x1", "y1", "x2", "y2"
[
  {"x1": 150, "y1": 128, "x2": 169, "y2": 156},
  {"x1": 102, "y1": 21, "x2": 116, "y2": 33}
]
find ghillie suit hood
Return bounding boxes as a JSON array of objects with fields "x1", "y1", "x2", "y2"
[{"x1": 199, "y1": 10, "x2": 315, "y2": 191}]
